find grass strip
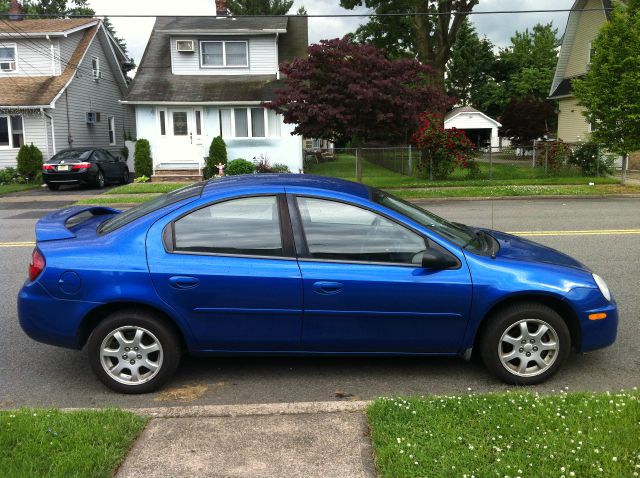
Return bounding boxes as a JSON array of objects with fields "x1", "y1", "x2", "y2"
[
  {"x1": 76, "y1": 194, "x2": 160, "y2": 205},
  {"x1": 0, "y1": 184, "x2": 41, "y2": 195},
  {"x1": 105, "y1": 182, "x2": 190, "y2": 195},
  {"x1": 0, "y1": 408, "x2": 147, "y2": 477},
  {"x1": 391, "y1": 184, "x2": 640, "y2": 199},
  {"x1": 368, "y1": 390, "x2": 640, "y2": 478}
]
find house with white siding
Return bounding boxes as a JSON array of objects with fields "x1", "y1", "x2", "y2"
[
  {"x1": 0, "y1": 8, "x2": 135, "y2": 169},
  {"x1": 123, "y1": 1, "x2": 308, "y2": 181}
]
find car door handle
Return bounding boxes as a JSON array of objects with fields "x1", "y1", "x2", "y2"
[
  {"x1": 312, "y1": 281, "x2": 343, "y2": 295},
  {"x1": 169, "y1": 276, "x2": 200, "y2": 290}
]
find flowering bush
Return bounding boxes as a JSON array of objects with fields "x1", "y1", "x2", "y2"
[
  {"x1": 545, "y1": 140, "x2": 573, "y2": 174},
  {"x1": 412, "y1": 112, "x2": 477, "y2": 180},
  {"x1": 569, "y1": 141, "x2": 614, "y2": 176}
]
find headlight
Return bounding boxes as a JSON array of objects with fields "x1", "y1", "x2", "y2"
[{"x1": 593, "y1": 273, "x2": 611, "y2": 302}]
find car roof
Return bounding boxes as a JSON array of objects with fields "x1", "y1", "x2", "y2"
[{"x1": 202, "y1": 174, "x2": 371, "y2": 200}]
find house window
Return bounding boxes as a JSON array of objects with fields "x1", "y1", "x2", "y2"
[
  {"x1": 195, "y1": 110, "x2": 202, "y2": 135},
  {"x1": 0, "y1": 43, "x2": 17, "y2": 71},
  {"x1": 200, "y1": 41, "x2": 248, "y2": 68},
  {"x1": 588, "y1": 43, "x2": 596, "y2": 64},
  {"x1": 92, "y1": 56, "x2": 100, "y2": 79},
  {"x1": 172, "y1": 112, "x2": 188, "y2": 136},
  {"x1": 0, "y1": 115, "x2": 24, "y2": 148},
  {"x1": 219, "y1": 108, "x2": 281, "y2": 139},
  {"x1": 108, "y1": 116, "x2": 116, "y2": 145},
  {"x1": 159, "y1": 110, "x2": 166, "y2": 135}
]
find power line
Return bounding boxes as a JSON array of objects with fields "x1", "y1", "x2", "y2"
[{"x1": 0, "y1": 8, "x2": 615, "y2": 19}]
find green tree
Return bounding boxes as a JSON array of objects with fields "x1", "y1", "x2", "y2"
[
  {"x1": 0, "y1": 0, "x2": 91, "y2": 15},
  {"x1": 227, "y1": 0, "x2": 294, "y2": 15},
  {"x1": 446, "y1": 18, "x2": 496, "y2": 105},
  {"x1": 573, "y1": 0, "x2": 640, "y2": 183},
  {"x1": 16, "y1": 143, "x2": 43, "y2": 182},
  {"x1": 134, "y1": 139, "x2": 152, "y2": 178},
  {"x1": 340, "y1": 0, "x2": 479, "y2": 88},
  {"x1": 205, "y1": 136, "x2": 227, "y2": 178}
]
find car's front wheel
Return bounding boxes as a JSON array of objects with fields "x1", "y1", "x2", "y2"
[
  {"x1": 480, "y1": 303, "x2": 570, "y2": 385},
  {"x1": 88, "y1": 310, "x2": 181, "y2": 393}
]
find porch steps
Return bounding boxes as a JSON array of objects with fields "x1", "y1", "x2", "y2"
[{"x1": 152, "y1": 169, "x2": 203, "y2": 183}]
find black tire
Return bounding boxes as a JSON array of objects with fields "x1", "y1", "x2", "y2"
[
  {"x1": 47, "y1": 183, "x2": 59, "y2": 191},
  {"x1": 95, "y1": 170, "x2": 105, "y2": 189},
  {"x1": 121, "y1": 168, "x2": 130, "y2": 184},
  {"x1": 88, "y1": 309, "x2": 181, "y2": 394},
  {"x1": 479, "y1": 302, "x2": 570, "y2": 385}
]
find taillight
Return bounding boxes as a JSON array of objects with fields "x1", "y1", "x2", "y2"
[
  {"x1": 29, "y1": 248, "x2": 45, "y2": 282},
  {"x1": 42, "y1": 164, "x2": 55, "y2": 171},
  {"x1": 71, "y1": 162, "x2": 92, "y2": 170}
]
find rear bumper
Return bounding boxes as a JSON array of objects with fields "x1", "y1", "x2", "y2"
[
  {"x1": 43, "y1": 170, "x2": 96, "y2": 184},
  {"x1": 18, "y1": 280, "x2": 100, "y2": 350}
]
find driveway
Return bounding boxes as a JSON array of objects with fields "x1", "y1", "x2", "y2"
[{"x1": 0, "y1": 197, "x2": 638, "y2": 409}]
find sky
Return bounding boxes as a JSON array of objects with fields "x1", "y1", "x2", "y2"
[{"x1": 88, "y1": 0, "x2": 576, "y2": 69}]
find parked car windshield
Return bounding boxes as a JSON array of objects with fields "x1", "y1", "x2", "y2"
[
  {"x1": 98, "y1": 182, "x2": 205, "y2": 235},
  {"x1": 49, "y1": 150, "x2": 92, "y2": 162},
  {"x1": 370, "y1": 188, "x2": 475, "y2": 248}
]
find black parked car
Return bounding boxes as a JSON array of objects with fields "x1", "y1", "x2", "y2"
[{"x1": 42, "y1": 148, "x2": 130, "y2": 191}]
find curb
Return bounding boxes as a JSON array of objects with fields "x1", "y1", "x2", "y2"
[
  {"x1": 409, "y1": 194, "x2": 640, "y2": 202},
  {"x1": 61, "y1": 400, "x2": 371, "y2": 418}
]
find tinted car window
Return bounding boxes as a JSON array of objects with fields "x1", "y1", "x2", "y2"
[
  {"x1": 174, "y1": 196, "x2": 283, "y2": 257},
  {"x1": 50, "y1": 150, "x2": 92, "y2": 162},
  {"x1": 98, "y1": 182, "x2": 205, "y2": 235},
  {"x1": 296, "y1": 197, "x2": 427, "y2": 264}
]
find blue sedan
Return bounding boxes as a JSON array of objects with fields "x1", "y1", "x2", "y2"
[{"x1": 18, "y1": 175, "x2": 618, "y2": 393}]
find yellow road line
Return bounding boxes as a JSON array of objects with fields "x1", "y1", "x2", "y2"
[{"x1": 0, "y1": 229, "x2": 639, "y2": 248}]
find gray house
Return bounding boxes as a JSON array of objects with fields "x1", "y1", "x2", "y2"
[
  {"x1": 123, "y1": 2, "x2": 307, "y2": 181},
  {"x1": 0, "y1": 15, "x2": 135, "y2": 169}
]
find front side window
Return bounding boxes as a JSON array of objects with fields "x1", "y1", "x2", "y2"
[
  {"x1": 174, "y1": 196, "x2": 283, "y2": 257},
  {"x1": 296, "y1": 197, "x2": 428, "y2": 265},
  {"x1": 0, "y1": 114, "x2": 23, "y2": 148},
  {"x1": 0, "y1": 43, "x2": 17, "y2": 71},
  {"x1": 200, "y1": 41, "x2": 248, "y2": 68}
]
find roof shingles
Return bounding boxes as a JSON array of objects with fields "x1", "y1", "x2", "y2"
[{"x1": 0, "y1": 18, "x2": 96, "y2": 35}]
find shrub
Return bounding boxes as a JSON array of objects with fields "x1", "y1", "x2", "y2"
[
  {"x1": 545, "y1": 140, "x2": 573, "y2": 175},
  {"x1": 412, "y1": 112, "x2": 476, "y2": 180},
  {"x1": 254, "y1": 159, "x2": 272, "y2": 173},
  {"x1": 569, "y1": 141, "x2": 614, "y2": 176},
  {"x1": 133, "y1": 175, "x2": 150, "y2": 183},
  {"x1": 0, "y1": 167, "x2": 23, "y2": 185},
  {"x1": 226, "y1": 158, "x2": 256, "y2": 175},
  {"x1": 134, "y1": 139, "x2": 152, "y2": 177},
  {"x1": 205, "y1": 136, "x2": 227, "y2": 179},
  {"x1": 270, "y1": 163, "x2": 291, "y2": 173},
  {"x1": 16, "y1": 143, "x2": 43, "y2": 182}
]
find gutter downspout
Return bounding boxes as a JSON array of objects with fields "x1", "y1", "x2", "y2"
[
  {"x1": 43, "y1": 109, "x2": 56, "y2": 157},
  {"x1": 46, "y1": 35, "x2": 56, "y2": 75},
  {"x1": 275, "y1": 32, "x2": 280, "y2": 80},
  {"x1": 40, "y1": 108, "x2": 50, "y2": 160}
]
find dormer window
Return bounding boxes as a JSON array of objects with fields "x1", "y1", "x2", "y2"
[
  {"x1": 0, "y1": 43, "x2": 17, "y2": 72},
  {"x1": 200, "y1": 40, "x2": 248, "y2": 68}
]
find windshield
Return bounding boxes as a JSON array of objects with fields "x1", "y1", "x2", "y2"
[
  {"x1": 50, "y1": 150, "x2": 92, "y2": 162},
  {"x1": 370, "y1": 188, "x2": 475, "y2": 248},
  {"x1": 98, "y1": 182, "x2": 205, "y2": 235}
]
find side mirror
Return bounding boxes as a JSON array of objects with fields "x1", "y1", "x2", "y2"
[{"x1": 420, "y1": 249, "x2": 459, "y2": 270}]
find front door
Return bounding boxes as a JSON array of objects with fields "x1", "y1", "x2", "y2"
[
  {"x1": 292, "y1": 196, "x2": 473, "y2": 353},
  {"x1": 157, "y1": 109, "x2": 204, "y2": 166},
  {"x1": 146, "y1": 194, "x2": 303, "y2": 350}
]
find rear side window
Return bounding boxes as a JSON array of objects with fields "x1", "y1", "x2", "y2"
[
  {"x1": 98, "y1": 182, "x2": 204, "y2": 235},
  {"x1": 174, "y1": 196, "x2": 283, "y2": 257}
]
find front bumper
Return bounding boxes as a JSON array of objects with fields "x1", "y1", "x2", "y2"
[{"x1": 565, "y1": 287, "x2": 618, "y2": 353}]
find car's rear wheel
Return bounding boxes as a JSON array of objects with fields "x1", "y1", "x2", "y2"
[
  {"x1": 479, "y1": 303, "x2": 570, "y2": 385},
  {"x1": 95, "y1": 170, "x2": 105, "y2": 189},
  {"x1": 121, "y1": 168, "x2": 130, "y2": 184},
  {"x1": 88, "y1": 310, "x2": 180, "y2": 393},
  {"x1": 47, "y1": 183, "x2": 59, "y2": 191}
]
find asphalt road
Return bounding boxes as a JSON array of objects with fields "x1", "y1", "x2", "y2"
[{"x1": 0, "y1": 195, "x2": 638, "y2": 409}]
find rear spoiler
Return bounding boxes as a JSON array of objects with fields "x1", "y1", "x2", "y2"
[{"x1": 36, "y1": 205, "x2": 121, "y2": 242}]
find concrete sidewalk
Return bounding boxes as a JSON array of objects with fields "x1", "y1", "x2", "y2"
[{"x1": 115, "y1": 401, "x2": 376, "y2": 478}]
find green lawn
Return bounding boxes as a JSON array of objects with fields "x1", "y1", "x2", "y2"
[
  {"x1": 368, "y1": 390, "x2": 640, "y2": 478},
  {"x1": 0, "y1": 408, "x2": 147, "y2": 477},
  {"x1": 306, "y1": 154, "x2": 620, "y2": 188},
  {"x1": 77, "y1": 194, "x2": 159, "y2": 205},
  {"x1": 0, "y1": 183, "x2": 41, "y2": 195},
  {"x1": 106, "y1": 182, "x2": 189, "y2": 195}
]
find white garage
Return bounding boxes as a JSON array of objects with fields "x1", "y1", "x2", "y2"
[{"x1": 444, "y1": 106, "x2": 502, "y2": 149}]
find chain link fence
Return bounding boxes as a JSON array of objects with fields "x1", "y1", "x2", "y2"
[{"x1": 303, "y1": 142, "x2": 623, "y2": 186}]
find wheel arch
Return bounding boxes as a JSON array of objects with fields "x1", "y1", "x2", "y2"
[
  {"x1": 77, "y1": 301, "x2": 189, "y2": 351},
  {"x1": 472, "y1": 293, "x2": 581, "y2": 352}
]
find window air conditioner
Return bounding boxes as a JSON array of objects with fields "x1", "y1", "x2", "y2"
[{"x1": 176, "y1": 40, "x2": 195, "y2": 52}]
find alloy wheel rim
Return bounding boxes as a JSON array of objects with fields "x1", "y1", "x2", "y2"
[
  {"x1": 98, "y1": 172, "x2": 104, "y2": 187},
  {"x1": 99, "y1": 326, "x2": 163, "y2": 385},
  {"x1": 498, "y1": 319, "x2": 559, "y2": 377}
]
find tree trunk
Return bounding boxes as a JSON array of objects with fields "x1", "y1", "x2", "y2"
[
  {"x1": 621, "y1": 153, "x2": 629, "y2": 185},
  {"x1": 356, "y1": 147, "x2": 362, "y2": 183}
]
